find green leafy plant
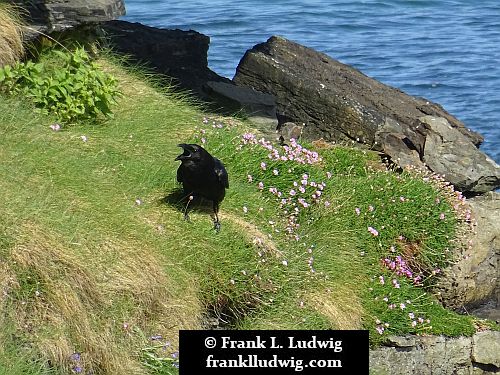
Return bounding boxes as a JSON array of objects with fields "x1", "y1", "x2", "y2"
[{"x1": 0, "y1": 47, "x2": 121, "y2": 123}]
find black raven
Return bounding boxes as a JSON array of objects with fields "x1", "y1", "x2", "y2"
[{"x1": 175, "y1": 143, "x2": 229, "y2": 232}]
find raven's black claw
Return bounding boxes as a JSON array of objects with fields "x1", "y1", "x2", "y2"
[{"x1": 214, "y1": 221, "x2": 221, "y2": 233}]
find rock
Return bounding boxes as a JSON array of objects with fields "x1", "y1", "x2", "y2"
[
  {"x1": 101, "y1": 20, "x2": 230, "y2": 99},
  {"x1": 370, "y1": 332, "x2": 500, "y2": 374},
  {"x1": 233, "y1": 36, "x2": 500, "y2": 193},
  {"x1": 204, "y1": 81, "x2": 277, "y2": 119},
  {"x1": 278, "y1": 122, "x2": 304, "y2": 142},
  {"x1": 10, "y1": 0, "x2": 125, "y2": 32},
  {"x1": 421, "y1": 116, "x2": 500, "y2": 193},
  {"x1": 472, "y1": 331, "x2": 500, "y2": 368},
  {"x1": 435, "y1": 192, "x2": 500, "y2": 315}
]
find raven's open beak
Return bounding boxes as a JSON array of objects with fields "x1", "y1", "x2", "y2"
[{"x1": 175, "y1": 143, "x2": 191, "y2": 161}]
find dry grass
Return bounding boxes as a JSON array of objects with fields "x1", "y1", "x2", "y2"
[
  {"x1": 306, "y1": 287, "x2": 364, "y2": 330},
  {"x1": 3, "y1": 222, "x2": 201, "y2": 374},
  {"x1": 0, "y1": 4, "x2": 25, "y2": 67}
]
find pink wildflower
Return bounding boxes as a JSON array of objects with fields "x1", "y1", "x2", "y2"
[{"x1": 50, "y1": 123, "x2": 61, "y2": 131}]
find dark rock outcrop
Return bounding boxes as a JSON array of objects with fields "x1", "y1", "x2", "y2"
[
  {"x1": 421, "y1": 116, "x2": 500, "y2": 194},
  {"x1": 204, "y1": 81, "x2": 277, "y2": 120},
  {"x1": 233, "y1": 36, "x2": 500, "y2": 194},
  {"x1": 10, "y1": 0, "x2": 125, "y2": 32},
  {"x1": 435, "y1": 191, "x2": 500, "y2": 320},
  {"x1": 101, "y1": 20, "x2": 230, "y2": 99}
]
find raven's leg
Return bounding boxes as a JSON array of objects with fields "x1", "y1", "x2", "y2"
[
  {"x1": 212, "y1": 201, "x2": 221, "y2": 232},
  {"x1": 183, "y1": 194, "x2": 194, "y2": 221}
]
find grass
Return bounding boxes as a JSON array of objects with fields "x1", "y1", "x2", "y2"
[
  {"x1": 0, "y1": 3, "x2": 24, "y2": 67},
  {"x1": 0, "y1": 48, "x2": 486, "y2": 373}
]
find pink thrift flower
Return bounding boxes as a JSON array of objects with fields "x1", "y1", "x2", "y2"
[
  {"x1": 439, "y1": 213, "x2": 445, "y2": 220},
  {"x1": 369, "y1": 205, "x2": 374, "y2": 212},
  {"x1": 50, "y1": 123, "x2": 61, "y2": 131},
  {"x1": 243, "y1": 206, "x2": 248, "y2": 214},
  {"x1": 258, "y1": 182, "x2": 264, "y2": 190},
  {"x1": 355, "y1": 207, "x2": 361, "y2": 216},
  {"x1": 273, "y1": 169, "x2": 279, "y2": 175},
  {"x1": 368, "y1": 226, "x2": 379, "y2": 236},
  {"x1": 80, "y1": 135, "x2": 88, "y2": 142},
  {"x1": 379, "y1": 275, "x2": 385, "y2": 285},
  {"x1": 260, "y1": 162, "x2": 267, "y2": 170},
  {"x1": 247, "y1": 174, "x2": 253, "y2": 183}
]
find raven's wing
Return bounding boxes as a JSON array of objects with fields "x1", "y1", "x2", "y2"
[
  {"x1": 176, "y1": 164, "x2": 184, "y2": 183},
  {"x1": 214, "y1": 158, "x2": 229, "y2": 188}
]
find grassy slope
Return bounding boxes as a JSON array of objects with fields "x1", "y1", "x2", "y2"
[{"x1": 0, "y1": 56, "x2": 483, "y2": 374}]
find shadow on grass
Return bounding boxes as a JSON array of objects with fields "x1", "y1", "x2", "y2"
[{"x1": 161, "y1": 188, "x2": 214, "y2": 218}]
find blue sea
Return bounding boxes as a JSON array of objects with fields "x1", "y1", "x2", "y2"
[{"x1": 122, "y1": 0, "x2": 500, "y2": 163}]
